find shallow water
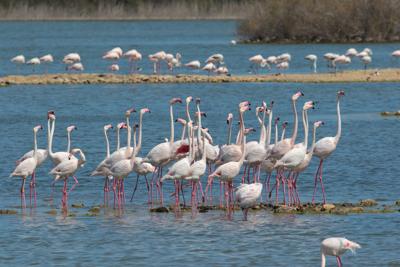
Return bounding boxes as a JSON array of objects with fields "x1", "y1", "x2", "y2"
[
  {"x1": 1, "y1": 20, "x2": 400, "y2": 76},
  {"x1": 1, "y1": 81, "x2": 400, "y2": 266}
]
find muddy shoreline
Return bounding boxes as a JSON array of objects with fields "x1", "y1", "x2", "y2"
[{"x1": 1, "y1": 69, "x2": 400, "y2": 86}]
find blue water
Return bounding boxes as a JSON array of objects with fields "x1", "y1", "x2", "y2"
[
  {"x1": 1, "y1": 20, "x2": 400, "y2": 76},
  {"x1": 0, "y1": 21, "x2": 400, "y2": 266}
]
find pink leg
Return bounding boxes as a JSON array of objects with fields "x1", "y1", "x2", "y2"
[
  {"x1": 336, "y1": 256, "x2": 343, "y2": 267},
  {"x1": 149, "y1": 167, "x2": 158, "y2": 205},
  {"x1": 20, "y1": 178, "x2": 26, "y2": 209},
  {"x1": 241, "y1": 165, "x2": 247, "y2": 183},
  {"x1": 281, "y1": 171, "x2": 287, "y2": 205},
  {"x1": 69, "y1": 176, "x2": 79, "y2": 193},
  {"x1": 275, "y1": 172, "x2": 280, "y2": 205},
  {"x1": 130, "y1": 174, "x2": 140, "y2": 202},
  {"x1": 198, "y1": 180, "x2": 205, "y2": 204},
  {"x1": 112, "y1": 179, "x2": 117, "y2": 209},
  {"x1": 319, "y1": 161, "x2": 327, "y2": 204},
  {"x1": 312, "y1": 159, "x2": 323, "y2": 204},
  {"x1": 265, "y1": 172, "x2": 272, "y2": 202},
  {"x1": 219, "y1": 181, "x2": 224, "y2": 208}
]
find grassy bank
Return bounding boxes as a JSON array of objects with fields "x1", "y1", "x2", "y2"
[
  {"x1": 238, "y1": 0, "x2": 400, "y2": 43},
  {"x1": 1, "y1": 69, "x2": 399, "y2": 85}
]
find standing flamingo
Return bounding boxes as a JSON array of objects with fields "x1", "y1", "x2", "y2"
[
  {"x1": 11, "y1": 55, "x2": 25, "y2": 72},
  {"x1": 50, "y1": 148, "x2": 86, "y2": 208},
  {"x1": 124, "y1": 49, "x2": 142, "y2": 73},
  {"x1": 67, "y1": 63, "x2": 84, "y2": 72},
  {"x1": 143, "y1": 98, "x2": 182, "y2": 205},
  {"x1": 39, "y1": 54, "x2": 54, "y2": 73},
  {"x1": 26, "y1": 57, "x2": 40, "y2": 72},
  {"x1": 235, "y1": 182, "x2": 263, "y2": 220},
  {"x1": 10, "y1": 125, "x2": 43, "y2": 207},
  {"x1": 312, "y1": 90, "x2": 345, "y2": 204},
  {"x1": 185, "y1": 60, "x2": 201, "y2": 70},
  {"x1": 305, "y1": 54, "x2": 318, "y2": 73},
  {"x1": 249, "y1": 55, "x2": 269, "y2": 74},
  {"x1": 149, "y1": 51, "x2": 166, "y2": 74},
  {"x1": 321, "y1": 237, "x2": 360, "y2": 267}
]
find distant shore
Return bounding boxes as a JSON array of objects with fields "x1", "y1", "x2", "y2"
[{"x1": 1, "y1": 69, "x2": 399, "y2": 86}]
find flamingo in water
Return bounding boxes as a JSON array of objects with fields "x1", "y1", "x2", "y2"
[
  {"x1": 312, "y1": 90, "x2": 345, "y2": 204},
  {"x1": 143, "y1": 98, "x2": 182, "y2": 205},
  {"x1": 321, "y1": 237, "x2": 360, "y2": 267},
  {"x1": 10, "y1": 125, "x2": 43, "y2": 207},
  {"x1": 50, "y1": 148, "x2": 86, "y2": 208},
  {"x1": 235, "y1": 182, "x2": 263, "y2": 220}
]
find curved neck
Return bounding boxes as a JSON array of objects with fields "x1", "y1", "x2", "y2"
[
  {"x1": 78, "y1": 150, "x2": 86, "y2": 165},
  {"x1": 335, "y1": 97, "x2": 342, "y2": 144},
  {"x1": 169, "y1": 105, "x2": 174, "y2": 145},
  {"x1": 67, "y1": 131, "x2": 71, "y2": 153},
  {"x1": 104, "y1": 129, "x2": 110, "y2": 158},
  {"x1": 227, "y1": 120, "x2": 232, "y2": 145},
  {"x1": 201, "y1": 131, "x2": 207, "y2": 161},
  {"x1": 321, "y1": 252, "x2": 326, "y2": 267},
  {"x1": 196, "y1": 103, "x2": 202, "y2": 153},
  {"x1": 116, "y1": 127, "x2": 121, "y2": 150},
  {"x1": 291, "y1": 99, "x2": 298, "y2": 145}
]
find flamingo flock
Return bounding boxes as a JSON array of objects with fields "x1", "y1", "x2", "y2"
[
  {"x1": 8, "y1": 46, "x2": 400, "y2": 75},
  {"x1": 11, "y1": 90, "x2": 345, "y2": 220}
]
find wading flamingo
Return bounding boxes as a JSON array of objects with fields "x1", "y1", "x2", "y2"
[
  {"x1": 249, "y1": 55, "x2": 269, "y2": 74},
  {"x1": 39, "y1": 54, "x2": 54, "y2": 72},
  {"x1": 305, "y1": 54, "x2": 317, "y2": 73},
  {"x1": 321, "y1": 237, "x2": 360, "y2": 267},
  {"x1": 26, "y1": 57, "x2": 40, "y2": 72},
  {"x1": 10, "y1": 125, "x2": 43, "y2": 207},
  {"x1": 124, "y1": 49, "x2": 142, "y2": 73},
  {"x1": 312, "y1": 90, "x2": 345, "y2": 204},
  {"x1": 235, "y1": 182, "x2": 262, "y2": 220}
]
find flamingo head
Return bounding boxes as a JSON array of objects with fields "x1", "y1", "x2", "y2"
[
  {"x1": 140, "y1": 108, "x2": 151, "y2": 115},
  {"x1": 282, "y1": 121, "x2": 288, "y2": 129},
  {"x1": 314, "y1": 121, "x2": 324, "y2": 128},
  {"x1": 226, "y1": 113, "x2": 233, "y2": 124},
  {"x1": 303, "y1": 101, "x2": 315, "y2": 110},
  {"x1": 343, "y1": 238, "x2": 361, "y2": 254},
  {"x1": 274, "y1": 117, "x2": 280, "y2": 125},
  {"x1": 67, "y1": 125, "x2": 77, "y2": 132},
  {"x1": 47, "y1": 110, "x2": 55, "y2": 120},
  {"x1": 195, "y1": 98, "x2": 201, "y2": 104},
  {"x1": 256, "y1": 106, "x2": 263, "y2": 114},
  {"x1": 125, "y1": 107, "x2": 136, "y2": 117},
  {"x1": 239, "y1": 101, "x2": 251, "y2": 108},
  {"x1": 104, "y1": 124, "x2": 113, "y2": 131},
  {"x1": 196, "y1": 111, "x2": 207, "y2": 118},
  {"x1": 117, "y1": 122, "x2": 128, "y2": 129},
  {"x1": 337, "y1": 90, "x2": 345, "y2": 98},
  {"x1": 133, "y1": 123, "x2": 139, "y2": 130},
  {"x1": 292, "y1": 91, "x2": 304, "y2": 101},
  {"x1": 33, "y1": 125, "x2": 43, "y2": 132},
  {"x1": 269, "y1": 100, "x2": 274, "y2": 109},
  {"x1": 244, "y1": 128, "x2": 256, "y2": 135},
  {"x1": 68, "y1": 148, "x2": 80, "y2": 159},
  {"x1": 170, "y1": 98, "x2": 182, "y2": 105},
  {"x1": 186, "y1": 96, "x2": 193, "y2": 104},
  {"x1": 175, "y1": 118, "x2": 187, "y2": 125}
]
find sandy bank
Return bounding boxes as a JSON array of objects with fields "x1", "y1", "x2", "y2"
[{"x1": 1, "y1": 70, "x2": 400, "y2": 86}]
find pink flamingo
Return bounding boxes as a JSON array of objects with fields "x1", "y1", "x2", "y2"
[
  {"x1": 321, "y1": 237, "x2": 360, "y2": 267},
  {"x1": 143, "y1": 98, "x2": 182, "y2": 205},
  {"x1": 235, "y1": 182, "x2": 263, "y2": 220},
  {"x1": 10, "y1": 125, "x2": 43, "y2": 207},
  {"x1": 124, "y1": 49, "x2": 142, "y2": 73},
  {"x1": 312, "y1": 90, "x2": 345, "y2": 204}
]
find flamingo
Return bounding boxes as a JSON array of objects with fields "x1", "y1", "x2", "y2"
[
  {"x1": 280, "y1": 121, "x2": 288, "y2": 141},
  {"x1": 312, "y1": 90, "x2": 345, "y2": 204},
  {"x1": 90, "y1": 124, "x2": 113, "y2": 204},
  {"x1": 391, "y1": 50, "x2": 400, "y2": 66},
  {"x1": 10, "y1": 125, "x2": 43, "y2": 206},
  {"x1": 124, "y1": 49, "x2": 142, "y2": 73},
  {"x1": 103, "y1": 51, "x2": 120, "y2": 62},
  {"x1": 235, "y1": 183, "x2": 262, "y2": 220},
  {"x1": 321, "y1": 237, "x2": 361, "y2": 267},
  {"x1": 11, "y1": 55, "x2": 25, "y2": 65},
  {"x1": 208, "y1": 103, "x2": 249, "y2": 210},
  {"x1": 50, "y1": 148, "x2": 86, "y2": 207},
  {"x1": 261, "y1": 115, "x2": 278, "y2": 201},
  {"x1": 67, "y1": 62, "x2": 84, "y2": 72},
  {"x1": 63, "y1": 53, "x2": 81, "y2": 64},
  {"x1": 47, "y1": 111, "x2": 77, "y2": 166},
  {"x1": 333, "y1": 55, "x2": 351, "y2": 73},
  {"x1": 143, "y1": 97, "x2": 182, "y2": 205},
  {"x1": 274, "y1": 101, "x2": 315, "y2": 205},
  {"x1": 185, "y1": 60, "x2": 201, "y2": 70},
  {"x1": 276, "y1": 53, "x2": 291, "y2": 63},
  {"x1": 149, "y1": 51, "x2": 166, "y2": 74},
  {"x1": 215, "y1": 66, "x2": 229, "y2": 75},
  {"x1": 26, "y1": 57, "x2": 40, "y2": 72},
  {"x1": 249, "y1": 55, "x2": 269, "y2": 74},
  {"x1": 356, "y1": 48, "x2": 372, "y2": 58},
  {"x1": 305, "y1": 54, "x2": 318, "y2": 73},
  {"x1": 205, "y1": 53, "x2": 224, "y2": 67},
  {"x1": 161, "y1": 120, "x2": 195, "y2": 207},
  {"x1": 324, "y1": 53, "x2": 339, "y2": 72},
  {"x1": 360, "y1": 55, "x2": 372, "y2": 70},
  {"x1": 202, "y1": 62, "x2": 216, "y2": 75},
  {"x1": 39, "y1": 54, "x2": 54, "y2": 73},
  {"x1": 276, "y1": 61, "x2": 289, "y2": 74},
  {"x1": 290, "y1": 120, "x2": 324, "y2": 205},
  {"x1": 345, "y1": 48, "x2": 358, "y2": 57},
  {"x1": 166, "y1": 53, "x2": 181, "y2": 73},
  {"x1": 266, "y1": 56, "x2": 277, "y2": 65},
  {"x1": 107, "y1": 47, "x2": 123, "y2": 57}
]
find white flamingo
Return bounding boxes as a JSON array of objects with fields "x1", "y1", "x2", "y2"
[
  {"x1": 26, "y1": 57, "x2": 40, "y2": 72},
  {"x1": 149, "y1": 51, "x2": 166, "y2": 74},
  {"x1": 185, "y1": 60, "x2": 201, "y2": 70},
  {"x1": 124, "y1": 49, "x2": 142, "y2": 73},
  {"x1": 39, "y1": 54, "x2": 54, "y2": 72},
  {"x1": 312, "y1": 90, "x2": 345, "y2": 204},
  {"x1": 305, "y1": 54, "x2": 318, "y2": 73},
  {"x1": 10, "y1": 125, "x2": 43, "y2": 206},
  {"x1": 249, "y1": 55, "x2": 269, "y2": 74},
  {"x1": 202, "y1": 62, "x2": 216, "y2": 75},
  {"x1": 321, "y1": 237, "x2": 361, "y2": 267},
  {"x1": 235, "y1": 182, "x2": 262, "y2": 220},
  {"x1": 63, "y1": 53, "x2": 81, "y2": 64},
  {"x1": 67, "y1": 62, "x2": 84, "y2": 72}
]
